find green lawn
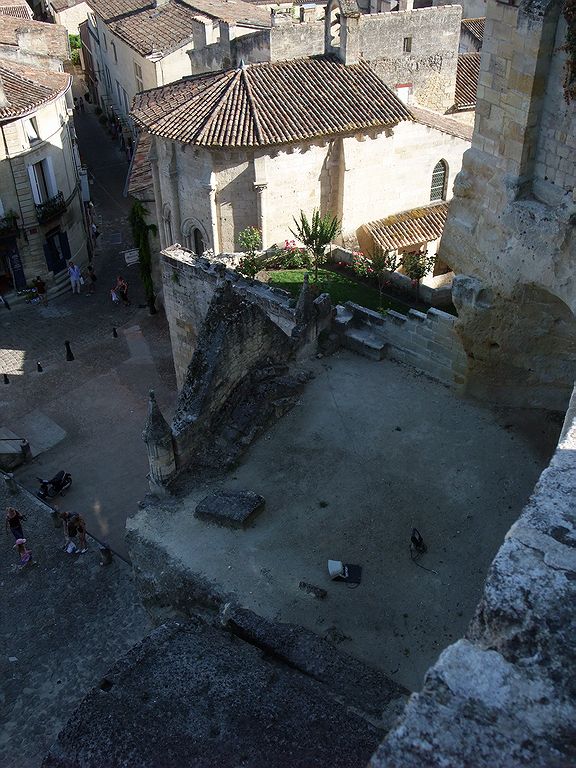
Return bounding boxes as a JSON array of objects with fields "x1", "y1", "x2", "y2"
[{"x1": 265, "y1": 268, "x2": 408, "y2": 315}]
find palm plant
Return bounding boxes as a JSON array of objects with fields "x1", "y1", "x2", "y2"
[{"x1": 290, "y1": 210, "x2": 341, "y2": 282}]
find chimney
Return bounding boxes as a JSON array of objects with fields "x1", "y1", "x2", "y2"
[
  {"x1": 153, "y1": 0, "x2": 170, "y2": 8},
  {"x1": 0, "y1": 75, "x2": 8, "y2": 109}
]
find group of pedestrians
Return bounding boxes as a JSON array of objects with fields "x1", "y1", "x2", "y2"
[
  {"x1": 67, "y1": 261, "x2": 97, "y2": 295},
  {"x1": 5, "y1": 504, "x2": 88, "y2": 569}
]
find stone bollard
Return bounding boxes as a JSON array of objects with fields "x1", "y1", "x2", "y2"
[
  {"x1": 99, "y1": 544, "x2": 113, "y2": 566},
  {"x1": 4, "y1": 472, "x2": 18, "y2": 494}
]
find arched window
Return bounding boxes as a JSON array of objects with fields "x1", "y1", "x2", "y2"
[
  {"x1": 430, "y1": 160, "x2": 447, "y2": 202},
  {"x1": 181, "y1": 218, "x2": 208, "y2": 255},
  {"x1": 193, "y1": 228, "x2": 204, "y2": 256}
]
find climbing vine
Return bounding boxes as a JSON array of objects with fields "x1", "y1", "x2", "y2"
[
  {"x1": 563, "y1": 0, "x2": 576, "y2": 102},
  {"x1": 129, "y1": 200, "x2": 158, "y2": 314}
]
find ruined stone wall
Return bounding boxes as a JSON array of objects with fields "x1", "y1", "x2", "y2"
[
  {"x1": 171, "y1": 284, "x2": 295, "y2": 465},
  {"x1": 440, "y1": 0, "x2": 576, "y2": 410},
  {"x1": 161, "y1": 246, "x2": 296, "y2": 388},
  {"x1": 268, "y1": 19, "x2": 325, "y2": 61},
  {"x1": 360, "y1": 6, "x2": 461, "y2": 112},
  {"x1": 533, "y1": 16, "x2": 576, "y2": 206},
  {"x1": 371, "y1": 383, "x2": 576, "y2": 767}
]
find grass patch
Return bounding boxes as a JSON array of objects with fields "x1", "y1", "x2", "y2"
[{"x1": 265, "y1": 268, "x2": 408, "y2": 315}]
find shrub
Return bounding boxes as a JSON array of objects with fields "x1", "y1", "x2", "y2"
[{"x1": 268, "y1": 240, "x2": 312, "y2": 270}]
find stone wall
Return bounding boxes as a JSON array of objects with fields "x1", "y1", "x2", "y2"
[
  {"x1": 161, "y1": 246, "x2": 296, "y2": 388},
  {"x1": 170, "y1": 281, "x2": 296, "y2": 467},
  {"x1": 439, "y1": 0, "x2": 576, "y2": 410},
  {"x1": 335, "y1": 302, "x2": 467, "y2": 387},
  {"x1": 371, "y1": 383, "x2": 576, "y2": 767},
  {"x1": 360, "y1": 6, "x2": 462, "y2": 112}
]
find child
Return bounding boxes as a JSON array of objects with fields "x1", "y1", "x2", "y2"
[
  {"x1": 14, "y1": 538, "x2": 33, "y2": 567},
  {"x1": 33, "y1": 276, "x2": 48, "y2": 305}
]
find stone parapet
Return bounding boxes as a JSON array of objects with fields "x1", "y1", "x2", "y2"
[{"x1": 335, "y1": 301, "x2": 467, "y2": 388}]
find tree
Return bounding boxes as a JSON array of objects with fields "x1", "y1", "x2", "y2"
[
  {"x1": 237, "y1": 227, "x2": 268, "y2": 279},
  {"x1": 402, "y1": 250, "x2": 436, "y2": 301},
  {"x1": 369, "y1": 245, "x2": 399, "y2": 309},
  {"x1": 128, "y1": 200, "x2": 158, "y2": 314},
  {"x1": 290, "y1": 210, "x2": 341, "y2": 282}
]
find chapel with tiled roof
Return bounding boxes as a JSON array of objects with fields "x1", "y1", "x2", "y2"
[{"x1": 128, "y1": 0, "x2": 472, "y2": 262}]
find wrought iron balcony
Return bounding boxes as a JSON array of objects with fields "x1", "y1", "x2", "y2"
[
  {"x1": 35, "y1": 191, "x2": 66, "y2": 224},
  {"x1": 0, "y1": 212, "x2": 19, "y2": 239}
]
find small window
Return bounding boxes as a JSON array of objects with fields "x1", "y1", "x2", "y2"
[
  {"x1": 403, "y1": 36, "x2": 412, "y2": 53},
  {"x1": 111, "y1": 42, "x2": 117, "y2": 63},
  {"x1": 103, "y1": 34, "x2": 107, "y2": 50},
  {"x1": 134, "y1": 62, "x2": 143, "y2": 92},
  {"x1": 430, "y1": 159, "x2": 448, "y2": 202},
  {"x1": 23, "y1": 118, "x2": 40, "y2": 143}
]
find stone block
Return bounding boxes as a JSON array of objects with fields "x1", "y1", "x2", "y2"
[{"x1": 194, "y1": 490, "x2": 265, "y2": 529}]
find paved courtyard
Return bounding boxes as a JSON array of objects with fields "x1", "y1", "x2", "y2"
[{"x1": 131, "y1": 351, "x2": 562, "y2": 692}]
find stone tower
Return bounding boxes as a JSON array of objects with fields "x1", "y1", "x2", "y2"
[
  {"x1": 142, "y1": 390, "x2": 176, "y2": 494},
  {"x1": 440, "y1": 0, "x2": 576, "y2": 410}
]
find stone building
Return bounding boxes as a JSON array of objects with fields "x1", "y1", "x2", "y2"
[
  {"x1": 441, "y1": 0, "x2": 576, "y2": 412},
  {"x1": 131, "y1": 0, "x2": 471, "y2": 258},
  {"x1": 48, "y1": 0, "x2": 91, "y2": 36},
  {"x1": 86, "y1": 0, "x2": 270, "y2": 131},
  {"x1": 0, "y1": 18, "x2": 89, "y2": 294}
]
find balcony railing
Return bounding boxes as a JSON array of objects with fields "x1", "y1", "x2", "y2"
[
  {"x1": 35, "y1": 191, "x2": 66, "y2": 224},
  {"x1": 0, "y1": 213, "x2": 19, "y2": 239}
]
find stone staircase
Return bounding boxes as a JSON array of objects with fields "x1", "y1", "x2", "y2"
[{"x1": 334, "y1": 304, "x2": 388, "y2": 360}]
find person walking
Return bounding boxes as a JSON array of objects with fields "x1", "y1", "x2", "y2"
[
  {"x1": 13, "y1": 538, "x2": 33, "y2": 567},
  {"x1": 86, "y1": 265, "x2": 97, "y2": 294},
  {"x1": 115, "y1": 275, "x2": 131, "y2": 306},
  {"x1": 60, "y1": 510, "x2": 87, "y2": 553},
  {"x1": 68, "y1": 262, "x2": 82, "y2": 294},
  {"x1": 5, "y1": 507, "x2": 26, "y2": 540}
]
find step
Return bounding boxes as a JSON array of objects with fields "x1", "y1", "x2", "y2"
[
  {"x1": 0, "y1": 427, "x2": 26, "y2": 471},
  {"x1": 343, "y1": 327, "x2": 388, "y2": 361}
]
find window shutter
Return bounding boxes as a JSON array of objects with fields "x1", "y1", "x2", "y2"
[
  {"x1": 27, "y1": 164, "x2": 42, "y2": 204},
  {"x1": 44, "y1": 157, "x2": 58, "y2": 197}
]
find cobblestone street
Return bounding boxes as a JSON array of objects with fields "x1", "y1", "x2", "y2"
[
  {"x1": 0, "y1": 482, "x2": 151, "y2": 768},
  {"x1": 0, "y1": 88, "x2": 178, "y2": 557},
  {"x1": 0, "y1": 82, "x2": 172, "y2": 767}
]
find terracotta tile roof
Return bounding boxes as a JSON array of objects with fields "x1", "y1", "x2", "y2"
[
  {"x1": 0, "y1": 0, "x2": 34, "y2": 19},
  {"x1": 132, "y1": 56, "x2": 413, "y2": 148},
  {"x1": 0, "y1": 57, "x2": 70, "y2": 120},
  {"x1": 90, "y1": 0, "x2": 270, "y2": 26},
  {"x1": 410, "y1": 105, "x2": 473, "y2": 141},
  {"x1": 50, "y1": 0, "x2": 86, "y2": 12},
  {"x1": 455, "y1": 52, "x2": 480, "y2": 110},
  {"x1": 91, "y1": 0, "x2": 269, "y2": 56},
  {"x1": 109, "y1": 2, "x2": 199, "y2": 56},
  {"x1": 461, "y1": 17, "x2": 484, "y2": 44},
  {"x1": 363, "y1": 202, "x2": 449, "y2": 252},
  {"x1": 0, "y1": 17, "x2": 70, "y2": 59},
  {"x1": 126, "y1": 131, "x2": 153, "y2": 198}
]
